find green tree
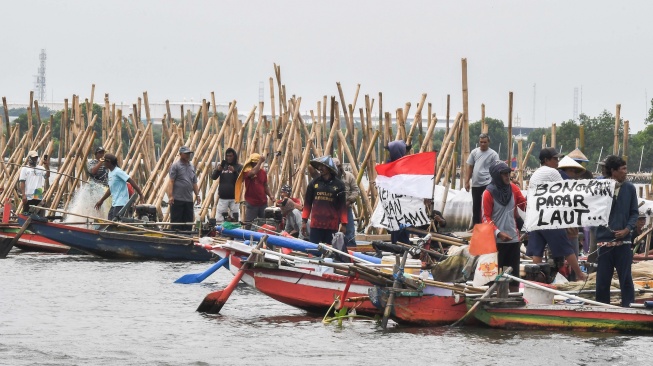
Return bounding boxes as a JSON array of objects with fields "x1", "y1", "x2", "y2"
[
  {"x1": 628, "y1": 124, "x2": 653, "y2": 171},
  {"x1": 646, "y1": 98, "x2": 653, "y2": 125},
  {"x1": 556, "y1": 120, "x2": 580, "y2": 155}
]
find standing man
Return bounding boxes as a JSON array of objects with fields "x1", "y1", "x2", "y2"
[
  {"x1": 94, "y1": 154, "x2": 144, "y2": 220},
  {"x1": 236, "y1": 153, "x2": 274, "y2": 227},
  {"x1": 332, "y1": 158, "x2": 360, "y2": 247},
  {"x1": 465, "y1": 133, "x2": 499, "y2": 226},
  {"x1": 167, "y1": 146, "x2": 201, "y2": 231},
  {"x1": 19, "y1": 150, "x2": 50, "y2": 213},
  {"x1": 88, "y1": 146, "x2": 108, "y2": 185},
  {"x1": 527, "y1": 147, "x2": 587, "y2": 281},
  {"x1": 595, "y1": 155, "x2": 638, "y2": 307},
  {"x1": 301, "y1": 156, "x2": 347, "y2": 244},
  {"x1": 482, "y1": 161, "x2": 527, "y2": 292},
  {"x1": 211, "y1": 147, "x2": 242, "y2": 223}
]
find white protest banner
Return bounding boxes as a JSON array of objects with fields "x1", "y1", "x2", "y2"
[
  {"x1": 370, "y1": 186, "x2": 430, "y2": 231},
  {"x1": 524, "y1": 179, "x2": 616, "y2": 231}
]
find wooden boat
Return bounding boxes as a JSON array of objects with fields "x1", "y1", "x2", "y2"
[
  {"x1": 367, "y1": 286, "x2": 470, "y2": 326},
  {"x1": 210, "y1": 241, "x2": 380, "y2": 315},
  {"x1": 19, "y1": 214, "x2": 216, "y2": 261},
  {"x1": 0, "y1": 225, "x2": 81, "y2": 254},
  {"x1": 468, "y1": 296, "x2": 653, "y2": 334}
]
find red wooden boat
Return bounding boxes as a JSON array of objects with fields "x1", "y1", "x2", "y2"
[
  {"x1": 0, "y1": 225, "x2": 76, "y2": 254},
  {"x1": 368, "y1": 286, "x2": 470, "y2": 326},
  {"x1": 211, "y1": 241, "x2": 380, "y2": 315}
]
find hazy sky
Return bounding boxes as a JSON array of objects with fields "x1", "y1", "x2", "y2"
[{"x1": 3, "y1": 0, "x2": 653, "y2": 132}]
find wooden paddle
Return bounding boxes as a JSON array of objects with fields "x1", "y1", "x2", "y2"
[
  {"x1": 196, "y1": 236, "x2": 267, "y2": 314},
  {"x1": 381, "y1": 251, "x2": 409, "y2": 329},
  {"x1": 0, "y1": 215, "x2": 32, "y2": 258},
  {"x1": 174, "y1": 256, "x2": 229, "y2": 284}
]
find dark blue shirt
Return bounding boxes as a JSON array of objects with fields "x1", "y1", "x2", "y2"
[{"x1": 596, "y1": 181, "x2": 639, "y2": 242}]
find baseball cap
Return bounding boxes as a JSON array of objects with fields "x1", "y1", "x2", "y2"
[
  {"x1": 539, "y1": 147, "x2": 563, "y2": 161},
  {"x1": 179, "y1": 146, "x2": 193, "y2": 154},
  {"x1": 95, "y1": 146, "x2": 105, "y2": 153},
  {"x1": 280, "y1": 184, "x2": 291, "y2": 194},
  {"x1": 28, "y1": 150, "x2": 39, "y2": 158}
]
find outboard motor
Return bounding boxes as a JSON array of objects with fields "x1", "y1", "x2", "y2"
[{"x1": 134, "y1": 204, "x2": 158, "y2": 222}]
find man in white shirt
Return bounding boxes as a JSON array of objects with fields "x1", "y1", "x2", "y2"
[
  {"x1": 465, "y1": 133, "x2": 499, "y2": 226},
  {"x1": 19, "y1": 150, "x2": 49, "y2": 214},
  {"x1": 527, "y1": 147, "x2": 587, "y2": 281}
]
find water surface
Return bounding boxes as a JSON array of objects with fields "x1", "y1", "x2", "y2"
[{"x1": 1, "y1": 250, "x2": 649, "y2": 365}]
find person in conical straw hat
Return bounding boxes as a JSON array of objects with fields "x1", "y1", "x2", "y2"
[
  {"x1": 235, "y1": 152, "x2": 274, "y2": 228},
  {"x1": 557, "y1": 156, "x2": 586, "y2": 180},
  {"x1": 301, "y1": 156, "x2": 348, "y2": 244}
]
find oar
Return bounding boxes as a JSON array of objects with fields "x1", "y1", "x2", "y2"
[
  {"x1": 451, "y1": 267, "x2": 513, "y2": 327},
  {"x1": 174, "y1": 256, "x2": 229, "y2": 284},
  {"x1": 0, "y1": 215, "x2": 33, "y2": 258},
  {"x1": 381, "y1": 251, "x2": 409, "y2": 329},
  {"x1": 196, "y1": 236, "x2": 267, "y2": 314}
]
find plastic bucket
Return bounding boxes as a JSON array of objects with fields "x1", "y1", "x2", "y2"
[{"x1": 523, "y1": 286, "x2": 554, "y2": 304}]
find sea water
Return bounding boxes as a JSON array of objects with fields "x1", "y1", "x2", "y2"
[{"x1": 1, "y1": 251, "x2": 650, "y2": 365}]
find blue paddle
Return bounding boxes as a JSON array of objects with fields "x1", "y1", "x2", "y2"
[{"x1": 174, "y1": 256, "x2": 229, "y2": 284}]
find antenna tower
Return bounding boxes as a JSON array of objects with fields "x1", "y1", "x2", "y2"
[
  {"x1": 573, "y1": 87, "x2": 579, "y2": 120},
  {"x1": 33, "y1": 49, "x2": 47, "y2": 102},
  {"x1": 259, "y1": 81, "x2": 264, "y2": 103}
]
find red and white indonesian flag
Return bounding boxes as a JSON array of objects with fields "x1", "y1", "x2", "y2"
[{"x1": 375, "y1": 152, "x2": 437, "y2": 199}]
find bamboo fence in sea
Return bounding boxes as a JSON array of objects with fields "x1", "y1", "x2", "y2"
[{"x1": 1, "y1": 60, "x2": 650, "y2": 230}]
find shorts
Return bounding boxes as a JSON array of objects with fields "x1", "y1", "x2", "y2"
[{"x1": 526, "y1": 228, "x2": 575, "y2": 258}]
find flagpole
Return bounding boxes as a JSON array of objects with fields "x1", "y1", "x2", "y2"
[{"x1": 429, "y1": 149, "x2": 439, "y2": 232}]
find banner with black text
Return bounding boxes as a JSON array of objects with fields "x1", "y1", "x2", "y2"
[
  {"x1": 370, "y1": 187, "x2": 430, "y2": 231},
  {"x1": 524, "y1": 179, "x2": 616, "y2": 231}
]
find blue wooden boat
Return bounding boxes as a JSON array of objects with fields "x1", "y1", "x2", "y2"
[{"x1": 18, "y1": 214, "x2": 216, "y2": 261}]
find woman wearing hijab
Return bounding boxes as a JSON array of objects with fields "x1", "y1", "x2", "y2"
[{"x1": 481, "y1": 161, "x2": 527, "y2": 291}]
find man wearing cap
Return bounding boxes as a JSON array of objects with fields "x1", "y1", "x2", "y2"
[
  {"x1": 167, "y1": 146, "x2": 201, "y2": 231},
  {"x1": 333, "y1": 158, "x2": 360, "y2": 247},
  {"x1": 19, "y1": 150, "x2": 50, "y2": 213},
  {"x1": 88, "y1": 146, "x2": 108, "y2": 185},
  {"x1": 211, "y1": 147, "x2": 242, "y2": 223},
  {"x1": 301, "y1": 156, "x2": 347, "y2": 244},
  {"x1": 94, "y1": 154, "x2": 144, "y2": 220},
  {"x1": 465, "y1": 133, "x2": 500, "y2": 227},
  {"x1": 235, "y1": 153, "x2": 274, "y2": 227},
  {"x1": 527, "y1": 147, "x2": 587, "y2": 281}
]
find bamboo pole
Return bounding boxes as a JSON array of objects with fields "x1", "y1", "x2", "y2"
[
  {"x1": 622, "y1": 120, "x2": 629, "y2": 162},
  {"x1": 507, "y1": 92, "x2": 513, "y2": 162},
  {"x1": 613, "y1": 104, "x2": 621, "y2": 155},
  {"x1": 461, "y1": 58, "x2": 470, "y2": 187}
]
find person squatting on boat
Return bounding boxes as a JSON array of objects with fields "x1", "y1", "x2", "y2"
[
  {"x1": 236, "y1": 153, "x2": 274, "y2": 229},
  {"x1": 19, "y1": 150, "x2": 50, "y2": 214},
  {"x1": 211, "y1": 147, "x2": 243, "y2": 223},
  {"x1": 87, "y1": 146, "x2": 108, "y2": 186},
  {"x1": 527, "y1": 147, "x2": 587, "y2": 281},
  {"x1": 482, "y1": 160, "x2": 527, "y2": 292},
  {"x1": 332, "y1": 158, "x2": 360, "y2": 247},
  {"x1": 167, "y1": 146, "x2": 201, "y2": 231},
  {"x1": 465, "y1": 133, "x2": 499, "y2": 227},
  {"x1": 595, "y1": 155, "x2": 638, "y2": 307},
  {"x1": 94, "y1": 154, "x2": 144, "y2": 220},
  {"x1": 385, "y1": 139, "x2": 412, "y2": 244},
  {"x1": 301, "y1": 156, "x2": 347, "y2": 245}
]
